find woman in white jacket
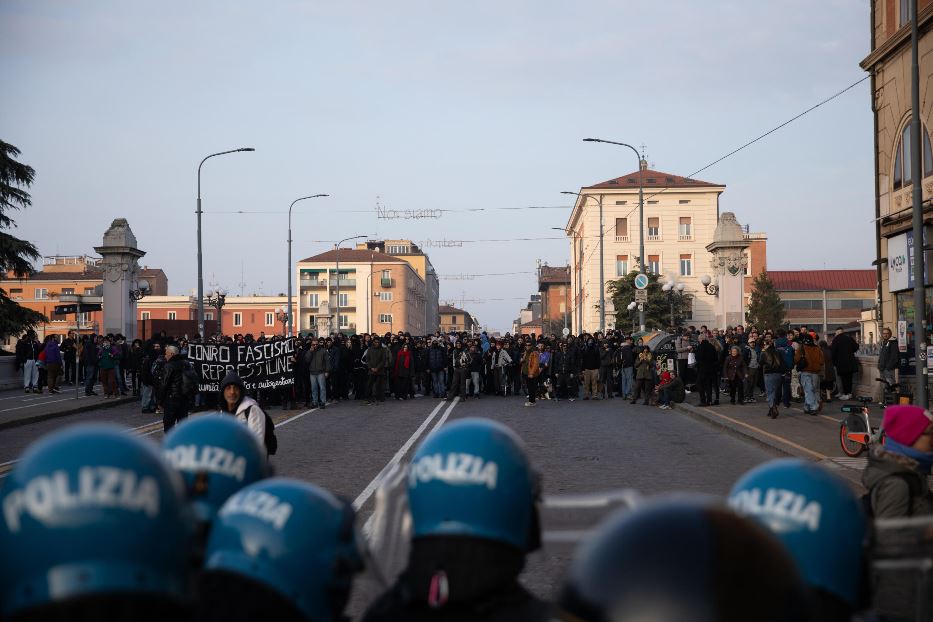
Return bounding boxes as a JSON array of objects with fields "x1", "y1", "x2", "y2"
[{"x1": 219, "y1": 372, "x2": 267, "y2": 455}]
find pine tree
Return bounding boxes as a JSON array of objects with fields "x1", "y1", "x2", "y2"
[
  {"x1": 0, "y1": 140, "x2": 46, "y2": 338},
  {"x1": 745, "y1": 270, "x2": 785, "y2": 331},
  {"x1": 607, "y1": 268, "x2": 693, "y2": 332}
]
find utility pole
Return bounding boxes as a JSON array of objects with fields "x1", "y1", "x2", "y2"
[{"x1": 911, "y1": 0, "x2": 928, "y2": 407}]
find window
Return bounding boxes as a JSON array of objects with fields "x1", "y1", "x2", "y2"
[
  {"x1": 615, "y1": 218, "x2": 628, "y2": 241},
  {"x1": 559, "y1": 302, "x2": 566, "y2": 312},
  {"x1": 616, "y1": 255, "x2": 629, "y2": 277},
  {"x1": 678, "y1": 199, "x2": 691, "y2": 204},
  {"x1": 379, "y1": 313, "x2": 393, "y2": 323},
  {"x1": 265, "y1": 312, "x2": 274, "y2": 326},
  {"x1": 84, "y1": 288, "x2": 95, "y2": 295},
  {"x1": 683, "y1": 298, "x2": 693, "y2": 321},
  {"x1": 678, "y1": 217, "x2": 692, "y2": 238},
  {"x1": 308, "y1": 293, "x2": 319, "y2": 307},
  {"x1": 382, "y1": 269, "x2": 391, "y2": 279},
  {"x1": 77, "y1": 312, "x2": 91, "y2": 325},
  {"x1": 34, "y1": 288, "x2": 48, "y2": 300},
  {"x1": 647, "y1": 255, "x2": 660, "y2": 274},
  {"x1": 168, "y1": 311, "x2": 177, "y2": 320},
  {"x1": 338, "y1": 293, "x2": 349, "y2": 307},
  {"x1": 141, "y1": 312, "x2": 150, "y2": 320},
  {"x1": 379, "y1": 291, "x2": 393, "y2": 301},
  {"x1": 680, "y1": 254, "x2": 692, "y2": 276},
  {"x1": 647, "y1": 200, "x2": 659, "y2": 205},
  {"x1": 387, "y1": 245, "x2": 410, "y2": 254},
  {"x1": 615, "y1": 200, "x2": 627, "y2": 205},
  {"x1": 233, "y1": 312, "x2": 243, "y2": 327},
  {"x1": 647, "y1": 217, "x2": 660, "y2": 239},
  {"x1": 9, "y1": 288, "x2": 21, "y2": 294},
  {"x1": 339, "y1": 314, "x2": 349, "y2": 329},
  {"x1": 893, "y1": 119, "x2": 933, "y2": 189},
  {"x1": 900, "y1": 0, "x2": 910, "y2": 27},
  {"x1": 61, "y1": 288, "x2": 74, "y2": 295},
  {"x1": 743, "y1": 250, "x2": 751, "y2": 276},
  {"x1": 203, "y1": 312, "x2": 213, "y2": 321}
]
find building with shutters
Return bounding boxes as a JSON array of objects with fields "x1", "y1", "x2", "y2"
[{"x1": 565, "y1": 163, "x2": 767, "y2": 332}]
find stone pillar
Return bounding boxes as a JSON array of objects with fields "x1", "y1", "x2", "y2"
[
  {"x1": 94, "y1": 219, "x2": 146, "y2": 339},
  {"x1": 705, "y1": 212, "x2": 750, "y2": 329}
]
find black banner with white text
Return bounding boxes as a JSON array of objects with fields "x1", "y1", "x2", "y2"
[{"x1": 188, "y1": 339, "x2": 296, "y2": 392}]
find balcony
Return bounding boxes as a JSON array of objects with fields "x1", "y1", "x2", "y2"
[
  {"x1": 329, "y1": 279, "x2": 356, "y2": 288},
  {"x1": 646, "y1": 234, "x2": 662, "y2": 242},
  {"x1": 381, "y1": 278, "x2": 395, "y2": 287},
  {"x1": 614, "y1": 235, "x2": 630, "y2": 243},
  {"x1": 678, "y1": 234, "x2": 693, "y2": 241},
  {"x1": 300, "y1": 278, "x2": 327, "y2": 288}
]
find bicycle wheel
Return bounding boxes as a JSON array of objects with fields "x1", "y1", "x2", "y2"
[{"x1": 840, "y1": 415, "x2": 867, "y2": 457}]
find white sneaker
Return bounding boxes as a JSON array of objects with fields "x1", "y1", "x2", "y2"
[{"x1": 524, "y1": 401, "x2": 535, "y2": 407}]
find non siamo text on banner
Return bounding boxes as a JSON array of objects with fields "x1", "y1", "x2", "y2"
[{"x1": 188, "y1": 339, "x2": 296, "y2": 392}]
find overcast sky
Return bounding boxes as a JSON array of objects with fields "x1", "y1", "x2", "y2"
[{"x1": 1, "y1": 0, "x2": 873, "y2": 332}]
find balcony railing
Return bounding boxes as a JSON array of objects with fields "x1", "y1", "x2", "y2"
[
  {"x1": 678, "y1": 234, "x2": 693, "y2": 241},
  {"x1": 329, "y1": 279, "x2": 356, "y2": 288},
  {"x1": 646, "y1": 234, "x2": 662, "y2": 241},
  {"x1": 614, "y1": 235, "x2": 630, "y2": 243},
  {"x1": 381, "y1": 278, "x2": 394, "y2": 287},
  {"x1": 300, "y1": 279, "x2": 327, "y2": 288}
]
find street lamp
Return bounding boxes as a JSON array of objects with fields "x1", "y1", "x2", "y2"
[
  {"x1": 661, "y1": 279, "x2": 686, "y2": 330},
  {"x1": 552, "y1": 224, "x2": 584, "y2": 333},
  {"x1": 205, "y1": 288, "x2": 227, "y2": 336},
  {"x1": 334, "y1": 234, "x2": 372, "y2": 335},
  {"x1": 275, "y1": 306, "x2": 289, "y2": 336},
  {"x1": 584, "y1": 138, "x2": 645, "y2": 331},
  {"x1": 287, "y1": 194, "x2": 329, "y2": 337},
  {"x1": 128, "y1": 279, "x2": 150, "y2": 303},
  {"x1": 562, "y1": 191, "x2": 606, "y2": 332},
  {"x1": 197, "y1": 147, "x2": 255, "y2": 339},
  {"x1": 699, "y1": 274, "x2": 719, "y2": 296},
  {"x1": 626, "y1": 301, "x2": 639, "y2": 333}
]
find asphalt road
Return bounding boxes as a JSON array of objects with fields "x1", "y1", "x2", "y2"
[{"x1": 0, "y1": 393, "x2": 780, "y2": 616}]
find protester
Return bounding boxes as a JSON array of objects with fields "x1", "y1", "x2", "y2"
[
  {"x1": 158, "y1": 344, "x2": 188, "y2": 432},
  {"x1": 795, "y1": 334, "x2": 825, "y2": 415},
  {"x1": 15, "y1": 330, "x2": 40, "y2": 393},
  {"x1": 218, "y1": 372, "x2": 269, "y2": 453},
  {"x1": 520, "y1": 341, "x2": 540, "y2": 407},
  {"x1": 723, "y1": 345, "x2": 748, "y2": 405},
  {"x1": 830, "y1": 328, "x2": 859, "y2": 401},
  {"x1": 305, "y1": 340, "x2": 330, "y2": 410},
  {"x1": 631, "y1": 347, "x2": 654, "y2": 406},
  {"x1": 877, "y1": 326, "x2": 900, "y2": 391}
]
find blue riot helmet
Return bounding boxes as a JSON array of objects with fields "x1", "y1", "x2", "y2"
[
  {"x1": 407, "y1": 417, "x2": 541, "y2": 552},
  {"x1": 0, "y1": 424, "x2": 192, "y2": 621},
  {"x1": 162, "y1": 414, "x2": 270, "y2": 525},
  {"x1": 557, "y1": 496, "x2": 809, "y2": 622},
  {"x1": 199, "y1": 478, "x2": 363, "y2": 622},
  {"x1": 729, "y1": 459, "x2": 868, "y2": 617}
]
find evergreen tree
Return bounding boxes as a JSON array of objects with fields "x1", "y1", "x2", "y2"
[
  {"x1": 607, "y1": 268, "x2": 693, "y2": 332},
  {"x1": 0, "y1": 140, "x2": 46, "y2": 338},
  {"x1": 745, "y1": 270, "x2": 785, "y2": 331}
]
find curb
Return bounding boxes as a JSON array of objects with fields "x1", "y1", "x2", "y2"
[{"x1": 0, "y1": 396, "x2": 136, "y2": 432}]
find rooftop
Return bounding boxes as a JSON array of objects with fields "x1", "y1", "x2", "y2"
[
  {"x1": 440, "y1": 305, "x2": 470, "y2": 315},
  {"x1": 539, "y1": 265, "x2": 571, "y2": 285},
  {"x1": 298, "y1": 248, "x2": 407, "y2": 264},
  {"x1": 585, "y1": 168, "x2": 722, "y2": 190},
  {"x1": 768, "y1": 270, "x2": 877, "y2": 291},
  {"x1": 3, "y1": 267, "x2": 165, "y2": 282}
]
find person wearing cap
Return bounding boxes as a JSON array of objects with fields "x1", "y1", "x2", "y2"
[
  {"x1": 862, "y1": 405, "x2": 933, "y2": 518},
  {"x1": 219, "y1": 372, "x2": 268, "y2": 453}
]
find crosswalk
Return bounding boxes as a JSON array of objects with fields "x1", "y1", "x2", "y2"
[{"x1": 827, "y1": 456, "x2": 868, "y2": 471}]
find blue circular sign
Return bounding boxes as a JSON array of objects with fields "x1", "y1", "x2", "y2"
[{"x1": 634, "y1": 274, "x2": 650, "y2": 290}]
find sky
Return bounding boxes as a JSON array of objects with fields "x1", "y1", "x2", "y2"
[{"x1": 1, "y1": 0, "x2": 874, "y2": 333}]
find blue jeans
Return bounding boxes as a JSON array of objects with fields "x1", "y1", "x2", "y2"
[
  {"x1": 114, "y1": 362, "x2": 127, "y2": 392},
  {"x1": 799, "y1": 372, "x2": 820, "y2": 411},
  {"x1": 140, "y1": 383, "x2": 153, "y2": 411},
  {"x1": 764, "y1": 373, "x2": 783, "y2": 408},
  {"x1": 431, "y1": 370, "x2": 446, "y2": 396},
  {"x1": 84, "y1": 364, "x2": 98, "y2": 394},
  {"x1": 310, "y1": 373, "x2": 327, "y2": 406},
  {"x1": 659, "y1": 387, "x2": 672, "y2": 405},
  {"x1": 469, "y1": 371, "x2": 481, "y2": 395},
  {"x1": 618, "y1": 367, "x2": 634, "y2": 397}
]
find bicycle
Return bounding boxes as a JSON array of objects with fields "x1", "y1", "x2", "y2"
[{"x1": 839, "y1": 396, "x2": 886, "y2": 457}]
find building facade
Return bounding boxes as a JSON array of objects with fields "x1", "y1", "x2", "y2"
[
  {"x1": 136, "y1": 295, "x2": 289, "y2": 339},
  {"x1": 861, "y1": 0, "x2": 933, "y2": 346},
  {"x1": 296, "y1": 248, "x2": 428, "y2": 336},
  {"x1": 439, "y1": 305, "x2": 478, "y2": 334},
  {"x1": 537, "y1": 264, "x2": 571, "y2": 333},
  {"x1": 768, "y1": 270, "x2": 877, "y2": 336},
  {"x1": 565, "y1": 163, "x2": 766, "y2": 332},
  {"x1": 1, "y1": 255, "x2": 167, "y2": 341},
  {"x1": 356, "y1": 240, "x2": 440, "y2": 333}
]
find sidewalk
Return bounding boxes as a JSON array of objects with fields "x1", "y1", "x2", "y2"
[
  {"x1": 673, "y1": 390, "x2": 883, "y2": 486},
  {"x1": 0, "y1": 384, "x2": 136, "y2": 431}
]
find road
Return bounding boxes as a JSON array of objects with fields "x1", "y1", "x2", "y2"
[{"x1": 0, "y1": 394, "x2": 780, "y2": 615}]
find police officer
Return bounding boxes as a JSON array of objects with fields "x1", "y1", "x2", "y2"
[
  {"x1": 362, "y1": 417, "x2": 549, "y2": 622},
  {"x1": 556, "y1": 496, "x2": 809, "y2": 622},
  {"x1": 196, "y1": 478, "x2": 364, "y2": 622},
  {"x1": 730, "y1": 459, "x2": 869, "y2": 622},
  {"x1": 0, "y1": 424, "x2": 193, "y2": 622}
]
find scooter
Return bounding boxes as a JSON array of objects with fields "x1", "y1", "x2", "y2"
[{"x1": 839, "y1": 395, "x2": 885, "y2": 457}]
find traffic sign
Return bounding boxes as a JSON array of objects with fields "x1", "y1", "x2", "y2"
[
  {"x1": 634, "y1": 290, "x2": 648, "y2": 303},
  {"x1": 562, "y1": 327, "x2": 570, "y2": 337},
  {"x1": 634, "y1": 274, "x2": 650, "y2": 290}
]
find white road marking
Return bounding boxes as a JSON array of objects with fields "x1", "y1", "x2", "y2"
[
  {"x1": 274, "y1": 407, "x2": 318, "y2": 428},
  {"x1": 0, "y1": 395, "x2": 92, "y2": 413},
  {"x1": 353, "y1": 399, "x2": 456, "y2": 511}
]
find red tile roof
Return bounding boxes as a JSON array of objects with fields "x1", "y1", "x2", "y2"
[
  {"x1": 586, "y1": 168, "x2": 721, "y2": 190},
  {"x1": 538, "y1": 265, "x2": 570, "y2": 285},
  {"x1": 299, "y1": 249, "x2": 406, "y2": 263},
  {"x1": 768, "y1": 270, "x2": 877, "y2": 291},
  {"x1": 440, "y1": 305, "x2": 469, "y2": 315}
]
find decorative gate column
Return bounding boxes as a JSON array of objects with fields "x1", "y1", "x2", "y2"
[
  {"x1": 705, "y1": 212, "x2": 750, "y2": 329},
  {"x1": 93, "y1": 219, "x2": 146, "y2": 339}
]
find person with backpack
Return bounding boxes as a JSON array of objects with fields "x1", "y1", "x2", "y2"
[
  {"x1": 862, "y1": 404, "x2": 933, "y2": 518},
  {"x1": 759, "y1": 335, "x2": 785, "y2": 419},
  {"x1": 219, "y1": 371, "x2": 276, "y2": 457}
]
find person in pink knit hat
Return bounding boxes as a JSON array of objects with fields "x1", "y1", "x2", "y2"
[{"x1": 862, "y1": 404, "x2": 933, "y2": 518}]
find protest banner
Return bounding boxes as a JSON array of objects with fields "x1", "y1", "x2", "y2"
[{"x1": 188, "y1": 338, "x2": 296, "y2": 392}]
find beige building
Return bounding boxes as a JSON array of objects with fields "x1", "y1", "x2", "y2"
[
  {"x1": 566, "y1": 163, "x2": 766, "y2": 332},
  {"x1": 860, "y1": 0, "x2": 933, "y2": 342},
  {"x1": 355, "y1": 239, "x2": 440, "y2": 333},
  {"x1": 296, "y1": 248, "x2": 429, "y2": 336},
  {"x1": 439, "y1": 305, "x2": 479, "y2": 334}
]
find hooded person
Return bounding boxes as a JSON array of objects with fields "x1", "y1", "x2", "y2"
[{"x1": 219, "y1": 372, "x2": 267, "y2": 454}]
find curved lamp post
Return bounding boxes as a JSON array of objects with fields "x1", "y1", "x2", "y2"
[
  {"x1": 333, "y1": 234, "x2": 373, "y2": 335},
  {"x1": 287, "y1": 194, "x2": 329, "y2": 336}
]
